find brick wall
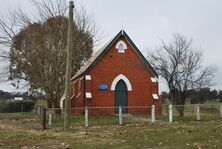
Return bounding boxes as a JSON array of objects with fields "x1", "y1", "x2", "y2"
[{"x1": 71, "y1": 35, "x2": 161, "y2": 115}]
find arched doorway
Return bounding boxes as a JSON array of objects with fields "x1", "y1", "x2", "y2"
[{"x1": 115, "y1": 79, "x2": 128, "y2": 114}]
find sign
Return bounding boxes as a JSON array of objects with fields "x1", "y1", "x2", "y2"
[{"x1": 98, "y1": 84, "x2": 108, "y2": 91}]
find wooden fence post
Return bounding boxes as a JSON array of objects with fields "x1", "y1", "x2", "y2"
[
  {"x1": 40, "y1": 107, "x2": 46, "y2": 129},
  {"x1": 85, "y1": 107, "x2": 88, "y2": 127},
  {"x1": 196, "y1": 105, "x2": 200, "y2": 121},
  {"x1": 169, "y1": 104, "x2": 173, "y2": 123},
  {"x1": 151, "y1": 105, "x2": 155, "y2": 123},
  {"x1": 119, "y1": 105, "x2": 122, "y2": 125}
]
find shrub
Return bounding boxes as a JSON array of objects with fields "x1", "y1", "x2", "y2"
[{"x1": 0, "y1": 100, "x2": 36, "y2": 113}]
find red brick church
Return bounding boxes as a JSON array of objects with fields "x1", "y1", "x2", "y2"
[{"x1": 61, "y1": 30, "x2": 161, "y2": 115}]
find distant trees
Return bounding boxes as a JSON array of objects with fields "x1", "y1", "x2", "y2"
[
  {"x1": 209, "y1": 89, "x2": 218, "y2": 101},
  {"x1": 161, "y1": 88, "x2": 221, "y2": 104},
  {"x1": 187, "y1": 88, "x2": 217, "y2": 104},
  {"x1": 0, "y1": 90, "x2": 13, "y2": 100},
  {"x1": 148, "y1": 34, "x2": 216, "y2": 116},
  {"x1": 218, "y1": 91, "x2": 222, "y2": 102},
  {"x1": 0, "y1": 0, "x2": 98, "y2": 114},
  {"x1": 160, "y1": 91, "x2": 170, "y2": 104}
]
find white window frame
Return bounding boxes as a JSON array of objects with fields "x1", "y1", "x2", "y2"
[{"x1": 115, "y1": 40, "x2": 127, "y2": 53}]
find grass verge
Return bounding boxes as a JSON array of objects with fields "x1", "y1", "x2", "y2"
[{"x1": 0, "y1": 120, "x2": 222, "y2": 148}]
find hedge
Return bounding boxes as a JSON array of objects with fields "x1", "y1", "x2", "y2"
[{"x1": 0, "y1": 100, "x2": 36, "y2": 113}]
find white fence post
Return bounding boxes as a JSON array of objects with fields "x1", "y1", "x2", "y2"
[
  {"x1": 48, "y1": 114, "x2": 52, "y2": 128},
  {"x1": 169, "y1": 104, "x2": 173, "y2": 123},
  {"x1": 119, "y1": 105, "x2": 122, "y2": 125},
  {"x1": 220, "y1": 105, "x2": 222, "y2": 118},
  {"x1": 85, "y1": 106, "x2": 88, "y2": 127},
  {"x1": 196, "y1": 105, "x2": 200, "y2": 121},
  {"x1": 151, "y1": 105, "x2": 155, "y2": 123}
]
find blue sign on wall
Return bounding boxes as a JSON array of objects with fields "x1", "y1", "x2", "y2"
[{"x1": 98, "y1": 84, "x2": 108, "y2": 91}]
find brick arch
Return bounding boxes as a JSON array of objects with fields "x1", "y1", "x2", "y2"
[{"x1": 111, "y1": 74, "x2": 132, "y2": 91}]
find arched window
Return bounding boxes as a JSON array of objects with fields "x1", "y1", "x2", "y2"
[
  {"x1": 118, "y1": 43, "x2": 125, "y2": 53},
  {"x1": 115, "y1": 40, "x2": 127, "y2": 53}
]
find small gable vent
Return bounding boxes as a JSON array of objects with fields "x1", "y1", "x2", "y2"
[{"x1": 115, "y1": 40, "x2": 127, "y2": 53}]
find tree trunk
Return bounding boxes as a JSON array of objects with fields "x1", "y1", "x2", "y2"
[
  {"x1": 170, "y1": 91, "x2": 186, "y2": 117},
  {"x1": 175, "y1": 105, "x2": 185, "y2": 117},
  {"x1": 52, "y1": 102, "x2": 61, "y2": 117}
]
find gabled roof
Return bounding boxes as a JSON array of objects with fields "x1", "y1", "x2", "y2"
[{"x1": 71, "y1": 30, "x2": 158, "y2": 81}]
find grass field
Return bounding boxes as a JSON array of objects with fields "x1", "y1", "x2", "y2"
[
  {"x1": 0, "y1": 102, "x2": 222, "y2": 148},
  {"x1": 0, "y1": 119, "x2": 222, "y2": 148},
  {"x1": 0, "y1": 110, "x2": 222, "y2": 148}
]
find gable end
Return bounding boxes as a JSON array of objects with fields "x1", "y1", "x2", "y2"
[{"x1": 72, "y1": 30, "x2": 158, "y2": 81}]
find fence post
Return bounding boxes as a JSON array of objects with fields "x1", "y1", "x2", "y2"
[
  {"x1": 151, "y1": 105, "x2": 155, "y2": 123},
  {"x1": 169, "y1": 104, "x2": 173, "y2": 123},
  {"x1": 85, "y1": 106, "x2": 88, "y2": 127},
  {"x1": 40, "y1": 107, "x2": 46, "y2": 129},
  {"x1": 220, "y1": 105, "x2": 222, "y2": 118},
  {"x1": 48, "y1": 114, "x2": 52, "y2": 128},
  {"x1": 196, "y1": 105, "x2": 200, "y2": 121},
  {"x1": 119, "y1": 105, "x2": 122, "y2": 125}
]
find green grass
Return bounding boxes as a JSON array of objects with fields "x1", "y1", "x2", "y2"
[
  {"x1": 0, "y1": 109, "x2": 222, "y2": 148},
  {"x1": 1, "y1": 102, "x2": 222, "y2": 148},
  {"x1": 50, "y1": 115, "x2": 134, "y2": 127},
  {"x1": 0, "y1": 120, "x2": 222, "y2": 148},
  {"x1": 0, "y1": 111, "x2": 37, "y2": 120},
  {"x1": 36, "y1": 99, "x2": 47, "y2": 107},
  {"x1": 157, "y1": 114, "x2": 221, "y2": 122}
]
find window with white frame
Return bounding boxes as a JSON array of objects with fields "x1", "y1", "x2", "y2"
[
  {"x1": 118, "y1": 43, "x2": 125, "y2": 53},
  {"x1": 115, "y1": 40, "x2": 127, "y2": 53}
]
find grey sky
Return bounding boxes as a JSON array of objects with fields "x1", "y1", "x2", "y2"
[{"x1": 0, "y1": 0, "x2": 222, "y2": 92}]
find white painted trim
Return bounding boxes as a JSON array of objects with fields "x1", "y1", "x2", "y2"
[
  {"x1": 85, "y1": 75, "x2": 91, "y2": 80},
  {"x1": 151, "y1": 77, "x2": 157, "y2": 82},
  {"x1": 85, "y1": 92, "x2": 92, "y2": 98},
  {"x1": 111, "y1": 74, "x2": 132, "y2": 91},
  {"x1": 115, "y1": 40, "x2": 127, "y2": 53},
  {"x1": 152, "y1": 94, "x2": 159, "y2": 99}
]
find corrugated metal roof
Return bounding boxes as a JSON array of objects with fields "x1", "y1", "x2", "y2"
[{"x1": 71, "y1": 38, "x2": 113, "y2": 81}]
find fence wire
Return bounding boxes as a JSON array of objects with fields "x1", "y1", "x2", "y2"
[{"x1": 0, "y1": 103, "x2": 222, "y2": 128}]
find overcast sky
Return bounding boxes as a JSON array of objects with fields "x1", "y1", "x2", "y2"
[{"x1": 0, "y1": 0, "x2": 222, "y2": 92}]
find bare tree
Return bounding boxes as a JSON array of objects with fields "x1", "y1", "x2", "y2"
[
  {"x1": 0, "y1": 0, "x2": 99, "y2": 115},
  {"x1": 148, "y1": 34, "x2": 216, "y2": 116}
]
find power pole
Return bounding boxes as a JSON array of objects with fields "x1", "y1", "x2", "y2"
[{"x1": 64, "y1": 0, "x2": 74, "y2": 130}]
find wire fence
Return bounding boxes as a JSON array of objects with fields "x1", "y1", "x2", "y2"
[
  {"x1": 45, "y1": 106, "x2": 152, "y2": 128},
  {"x1": 42, "y1": 104, "x2": 222, "y2": 128},
  {"x1": 0, "y1": 103, "x2": 222, "y2": 129},
  {"x1": 160, "y1": 104, "x2": 222, "y2": 122}
]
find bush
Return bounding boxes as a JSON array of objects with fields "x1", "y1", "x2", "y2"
[{"x1": 0, "y1": 100, "x2": 36, "y2": 113}]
